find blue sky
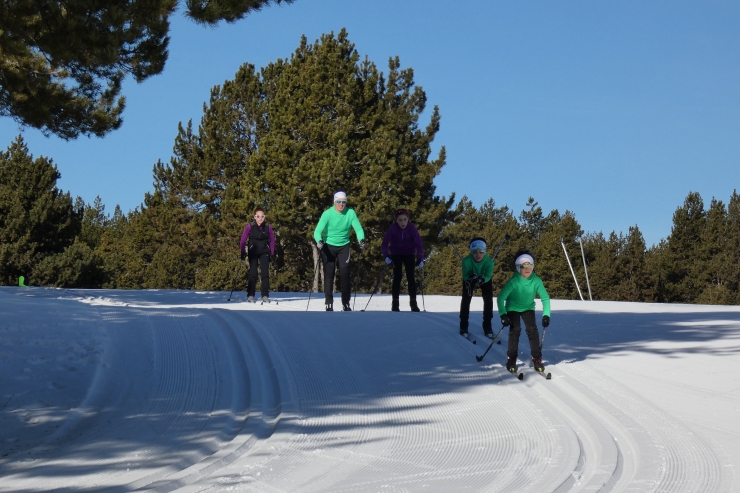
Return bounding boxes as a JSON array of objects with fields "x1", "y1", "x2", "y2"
[{"x1": 2, "y1": 0, "x2": 739, "y2": 246}]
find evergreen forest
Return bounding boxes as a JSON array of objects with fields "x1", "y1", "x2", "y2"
[{"x1": 2, "y1": 30, "x2": 739, "y2": 305}]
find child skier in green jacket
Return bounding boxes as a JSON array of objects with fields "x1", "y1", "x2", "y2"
[
  {"x1": 459, "y1": 237, "x2": 495, "y2": 339},
  {"x1": 498, "y1": 250, "x2": 551, "y2": 373}
]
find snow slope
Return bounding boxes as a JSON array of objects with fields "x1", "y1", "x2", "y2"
[{"x1": 1, "y1": 287, "x2": 738, "y2": 492}]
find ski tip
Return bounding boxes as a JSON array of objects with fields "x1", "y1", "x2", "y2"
[
  {"x1": 546, "y1": 373, "x2": 552, "y2": 379},
  {"x1": 517, "y1": 373, "x2": 524, "y2": 380},
  {"x1": 472, "y1": 340, "x2": 477, "y2": 345}
]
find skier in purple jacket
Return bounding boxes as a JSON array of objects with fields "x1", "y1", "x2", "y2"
[
  {"x1": 239, "y1": 207, "x2": 276, "y2": 303},
  {"x1": 381, "y1": 209, "x2": 425, "y2": 312}
]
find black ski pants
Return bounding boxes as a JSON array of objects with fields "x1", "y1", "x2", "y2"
[
  {"x1": 321, "y1": 243, "x2": 351, "y2": 307},
  {"x1": 391, "y1": 255, "x2": 417, "y2": 300},
  {"x1": 459, "y1": 279, "x2": 493, "y2": 332},
  {"x1": 247, "y1": 252, "x2": 270, "y2": 297},
  {"x1": 506, "y1": 310, "x2": 542, "y2": 360}
]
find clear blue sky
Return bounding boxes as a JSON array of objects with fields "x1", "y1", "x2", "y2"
[{"x1": 2, "y1": 0, "x2": 739, "y2": 246}]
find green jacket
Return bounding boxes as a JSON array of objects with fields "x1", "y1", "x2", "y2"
[
  {"x1": 497, "y1": 272, "x2": 551, "y2": 316},
  {"x1": 462, "y1": 254, "x2": 494, "y2": 283},
  {"x1": 313, "y1": 207, "x2": 365, "y2": 246}
]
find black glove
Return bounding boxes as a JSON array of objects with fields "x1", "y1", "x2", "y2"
[
  {"x1": 500, "y1": 314, "x2": 511, "y2": 327},
  {"x1": 469, "y1": 274, "x2": 483, "y2": 287},
  {"x1": 240, "y1": 252, "x2": 247, "y2": 261},
  {"x1": 542, "y1": 315, "x2": 550, "y2": 328},
  {"x1": 317, "y1": 241, "x2": 324, "y2": 250},
  {"x1": 359, "y1": 240, "x2": 366, "y2": 250}
]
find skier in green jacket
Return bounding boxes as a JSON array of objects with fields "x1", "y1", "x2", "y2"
[
  {"x1": 498, "y1": 250, "x2": 551, "y2": 373},
  {"x1": 313, "y1": 191, "x2": 366, "y2": 311},
  {"x1": 459, "y1": 237, "x2": 495, "y2": 338}
]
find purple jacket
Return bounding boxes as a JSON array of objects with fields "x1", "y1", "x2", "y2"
[
  {"x1": 381, "y1": 222, "x2": 424, "y2": 261},
  {"x1": 240, "y1": 222, "x2": 275, "y2": 256}
]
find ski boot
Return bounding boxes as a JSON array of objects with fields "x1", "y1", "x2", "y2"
[
  {"x1": 342, "y1": 303, "x2": 352, "y2": 312},
  {"x1": 391, "y1": 298, "x2": 400, "y2": 312},
  {"x1": 483, "y1": 320, "x2": 493, "y2": 339},
  {"x1": 532, "y1": 358, "x2": 545, "y2": 372},
  {"x1": 409, "y1": 299, "x2": 420, "y2": 312},
  {"x1": 460, "y1": 320, "x2": 469, "y2": 339},
  {"x1": 261, "y1": 296, "x2": 270, "y2": 304},
  {"x1": 506, "y1": 357, "x2": 517, "y2": 373},
  {"x1": 325, "y1": 303, "x2": 333, "y2": 311},
  {"x1": 247, "y1": 296, "x2": 256, "y2": 303}
]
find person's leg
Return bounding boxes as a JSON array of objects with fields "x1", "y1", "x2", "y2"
[
  {"x1": 247, "y1": 254, "x2": 259, "y2": 297},
  {"x1": 481, "y1": 280, "x2": 493, "y2": 335},
  {"x1": 322, "y1": 245, "x2": 337, "y2": 307},
  {"x1": 521, "y1": 310, "x2": 542, "y2": 360},
  {"x1": 259, "y1": 253, "x2": 270, "y2": 297},
  {"x1": 335, "y1": 245, "x2": 352, "y2": 307},
  {"x1": 506, "y1": 311, "x2": 524, "y2": 359},
  {"x1": 391, "y1": 256, "x2": 403, "y2": 311},
  {"x1": 403, "y1": 255, "x2": 417, "y2": 298},
  {"x1": 459, "y1": 282, "x2": 472, "y2": 334}
]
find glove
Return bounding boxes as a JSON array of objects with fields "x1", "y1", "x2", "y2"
[
  {"x1": 542, "y1": 315, "x2": 550, "y2": 328},
  {"x1": 359, "y1": 240, "x2": 366, "y2": 250},
  {"x1": 317, "y1": 241, "x2": 324, "y2": 250},
  {"x1": 240, "y1": 252, "x2": 247, "y2": 261},
  {"x1": 469, "y1": 274, "x2": 483, "y2": 287},
  {"x1": 417, "y1": 260, "x2": 424, "y2": 269},
  {"x1": 500, "y1": 314, "x2": 511, "y2": 327},
  {"x1": 385, "y1": 257, "x2": 393, "y2": 264}
]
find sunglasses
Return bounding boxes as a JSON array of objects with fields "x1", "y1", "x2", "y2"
[
  {"x1": 335, "y1": 200, "x2": 347, "y2": 205},
  {"x1": 254, "y1": 214, "x2": 265, "y2": 218},
  {"x1": 471, "y1": 249, "x2": 486, "y2": 255},
  {"x1": 517, "y1": 262, "x2": 534, "y2": 270}
]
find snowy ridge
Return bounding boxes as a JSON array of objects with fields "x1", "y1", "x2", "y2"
[{"x1": 1, "y1": 288, "x2": 738, "y2": 492}]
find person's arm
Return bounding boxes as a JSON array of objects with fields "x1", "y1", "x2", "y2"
[
  {"x1": 239, "y1": 225, "x2": 251, "y2": 255},
  {"x1": 381, "y1": 226, "x2": 392, "y2": 258},
  {"x1": 351, "y1": 210, "x2": 365, "y2": 242},
  {"x1": 536, "y1": 279, "x2": 551, "y2": 316},
  {"x1": 413, "y1": 224, "x2": 424, "y2": 262},
  {"x1": 313, "y1": 211, "x2": 328, "y2": 244},
  {"x1": 268, "y1": 225, "x2": 276, "y2": 256},
  {"x1": 497, "y1": 280, "x2": 513, "y2": 315},
  {"x1": 482, "y1": 257, "x2": 494, "y2": 283}
]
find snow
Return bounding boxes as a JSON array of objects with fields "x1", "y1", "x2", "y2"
[{"x1": 1, "y1": 287, "x2": 739, "y2": 492}]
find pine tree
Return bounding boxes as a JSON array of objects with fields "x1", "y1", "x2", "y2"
[
  {"x1": 0, "y1": 136, "x2": 81, "y2": 285},
  {"x1": 663, "y1": 192, "x2": 705, "y2": 302}
]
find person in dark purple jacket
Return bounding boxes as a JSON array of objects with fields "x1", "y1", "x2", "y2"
[
  {"x1": 381, "y1": 208, "x2": 425, "y2": 312},
  {"x1": 239, "y1": 207, "x2": 276, "y2": 303}
]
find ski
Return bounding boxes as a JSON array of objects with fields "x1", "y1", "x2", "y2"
[
  {"x1": 460, "y1": 333, "x2": 477, "y2": 345},
  {"x1": 508, "y1": 368, "x2": 525, "y2": 380},
  {"x1": 260, "y1": 298, "x2": 278, "y2": 305},
  {"x1": 530, "y1": 365, "x2": 552, "y2": 379}
]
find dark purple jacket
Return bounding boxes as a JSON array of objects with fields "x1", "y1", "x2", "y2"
[
  {"x1": 240, "y1": 222, "x2": 275, "y2": 256},
  {"x1": 381, "y1": 222, "x2": 424, "y2": 261}
]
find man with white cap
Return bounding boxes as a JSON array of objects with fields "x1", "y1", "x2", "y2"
[
  {"x1": 313, "y1": 191, "x2": 366, "y2": 311},
  {"x1": 497, "y1": 249, "x2": 551, "y2": 374}
]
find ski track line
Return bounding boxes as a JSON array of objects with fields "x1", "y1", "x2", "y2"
[
  {"x1": 187, "y1": 310, "x2": 576, "y2": 492},
  {"x1": 555, "y1": 362, "x2": 724, "y2": 493},
  {"x1": 423, "y1": 311, "x2": 582, "y2": 492},
  {"x1": 1, "y1": 304, "x2": 250, "y2": 493},
  {"x1": 425, "y1": 312, "x2": 628, "y2": 493}
]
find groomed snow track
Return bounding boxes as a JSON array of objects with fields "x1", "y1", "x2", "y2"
[{"x1": 0, "y1": 289, "x2": 734, "y2": 492}]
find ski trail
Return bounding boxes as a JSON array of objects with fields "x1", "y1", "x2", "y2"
[{"x1": 191, "y1": 311, "x2": 579, "y2": 492}]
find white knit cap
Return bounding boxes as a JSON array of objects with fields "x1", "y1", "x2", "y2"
[
  {"x1": 515, "y1": 254, "x2": 534, "y2": 266},
  {"x1": 334, "y1": 191, "x2": 347, "y2": 201}
]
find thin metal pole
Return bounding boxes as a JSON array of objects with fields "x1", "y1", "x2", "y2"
[
  {"x1": 561, "y1": 238, "x2": 584, "y2": 301},
  {"x1": 578, "y1": 237, "x2": 593, "y2": 301}
]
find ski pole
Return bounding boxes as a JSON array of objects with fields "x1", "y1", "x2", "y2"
[
  {"x1": 540, "y1": 326, "x2": 547, "y2": 349},
  {"x1": 418, "y1": 263, "x2": 426, "y2": 312},
  {"x1": 490, "y1": 233, "x2": 511, "y2": 261},
  {"x1": 443, "y1": 237, "x2": 466, "y2": 261},
  {"x1": 226, "y1": 259, "x2": 244, "y2": 301},
  {"x1": 475, "y1": 325, "x2": 505, "y2": 362},
  {"x1": 352, "y1": 248, "x2": 364, "y2": 311},
  {"x1": 362, "y1": 264, "x2": 388, "y2": 311},
  {"x1": 306, "y1": 254, "x2": 322, "y2": 311}
]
